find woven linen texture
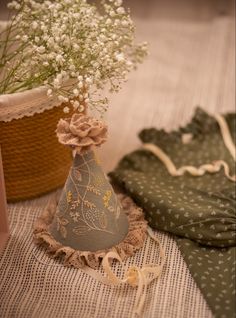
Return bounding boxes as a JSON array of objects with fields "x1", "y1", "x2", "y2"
[{"x1": 0, "y1": 194, "x2": 212, "y2": 318}]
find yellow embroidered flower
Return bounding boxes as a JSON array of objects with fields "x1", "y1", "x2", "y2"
[
  {"x1": 67, "y1": 190, "x2": 72, "y2": 203},
  {"x1": 103, "y1": 190, "x2": 112, "y2": 208}
]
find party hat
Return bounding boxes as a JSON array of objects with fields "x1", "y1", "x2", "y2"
[
  {"x1": 50, "y1": 149, "x2": 129, "y2": 251},
  {"x1": 34, "y1": 113, "x2": 147, "y2": 269}
]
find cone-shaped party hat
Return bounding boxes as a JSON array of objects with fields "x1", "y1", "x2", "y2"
[
  {"x1": 34, "y1": 113, "x2": 147, "y2": 268},
  {"x1": 50, "y1": 149, "x2": 129, "y2": 251}
]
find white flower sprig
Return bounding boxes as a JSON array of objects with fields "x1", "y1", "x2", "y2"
[{"x1": 0, "y1": 0, "x2": 147, "y2": 115}]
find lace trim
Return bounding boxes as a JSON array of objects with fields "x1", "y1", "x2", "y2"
[
  {"x1": 0, "y1": 20, "x2": 63, "y2": 123},
  {"x1": 142, "y1": 114, "x2": 236, "y2": 182},
  {"x1": 139, "y1": 108, "x2": 235, "y2": 147},
  {"x1": 33, "y1": 192, "x2": 148, "y2": 269},
  {"x1": 0, "y1": 86, "x2": 62, "y2": 122},
  {"x1": 214, "y1": 113, "x2": 236, "y2": 161}
]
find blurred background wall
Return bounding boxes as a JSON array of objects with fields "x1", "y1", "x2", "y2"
[
  {"x1": 0, "y1": 0, "x2": 235, "y2": 171},
  {"x1": 0, "y1": 0, "x2": 234, "y2": 20}
]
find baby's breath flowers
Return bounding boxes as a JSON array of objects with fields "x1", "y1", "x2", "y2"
[{"x1": 0, "y1": 0, "x2": 147, "y2": 115}]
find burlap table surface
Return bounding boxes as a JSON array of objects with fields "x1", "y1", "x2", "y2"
[{"x1": 0, "y1": 1, "x2": 235, "y2": 317}]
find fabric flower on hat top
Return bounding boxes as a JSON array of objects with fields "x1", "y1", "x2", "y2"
[{"x1": 56, "y1": 113, "x2": 108, "y2": 154}]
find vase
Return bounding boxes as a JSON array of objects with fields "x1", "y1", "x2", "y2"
[{"x1": 0, "y1": 87, "x2": 73, "y2": 202}]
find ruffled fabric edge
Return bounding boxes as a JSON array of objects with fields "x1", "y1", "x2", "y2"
[
  {"x1": 139, "y1": 107, "x2": 235, "y2": 146},
  {"x1": 33, "y1": 193, "x2": 147, "y2": 269}
]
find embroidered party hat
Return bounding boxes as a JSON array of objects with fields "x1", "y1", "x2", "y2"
[{"x1": 34, "y1": 113, "x2": 147, "y2": 269}]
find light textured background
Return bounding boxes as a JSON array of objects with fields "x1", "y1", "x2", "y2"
[
  {"x1": 0, "y1": 1, "x2": 235, "y2": 317},
  {"x1": 98, "y1": 0, "x2": 235, "y2": 172}
]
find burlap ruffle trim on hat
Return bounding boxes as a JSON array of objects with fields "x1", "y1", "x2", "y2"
[{"x1": 33, "y1": 193, "x2": 147, "y2": 269}]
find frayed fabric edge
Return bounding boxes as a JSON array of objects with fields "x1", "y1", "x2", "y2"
[{"x1": 33, "y1": 193, "x2": 148, "y2": 269}]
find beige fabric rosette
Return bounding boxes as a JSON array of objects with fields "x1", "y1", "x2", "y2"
[{"x1": 56, "y1": 113, "x2": 108, "y2": 154}]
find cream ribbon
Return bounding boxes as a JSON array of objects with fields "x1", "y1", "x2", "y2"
[
  {"x1": 33, "y1": 227, "x2": 165, "y2": 316},
  {"x1": 142, "y1": 114, "x2": 236, "y2": 182},
  {"x1": 83, "y1": 227, "x2": 165, "y2": 317},
  {"x1": 214, "y1": 114, "x2": 236, "y2": 161}
]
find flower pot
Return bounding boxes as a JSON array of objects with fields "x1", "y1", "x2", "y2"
[{"x1": 0, "y1": 87, "x2": 73, "y2": 202}]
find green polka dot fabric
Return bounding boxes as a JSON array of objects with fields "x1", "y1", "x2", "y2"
[{"x1": 110, "y1": 108, "x2": 236, "y2": 318}]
